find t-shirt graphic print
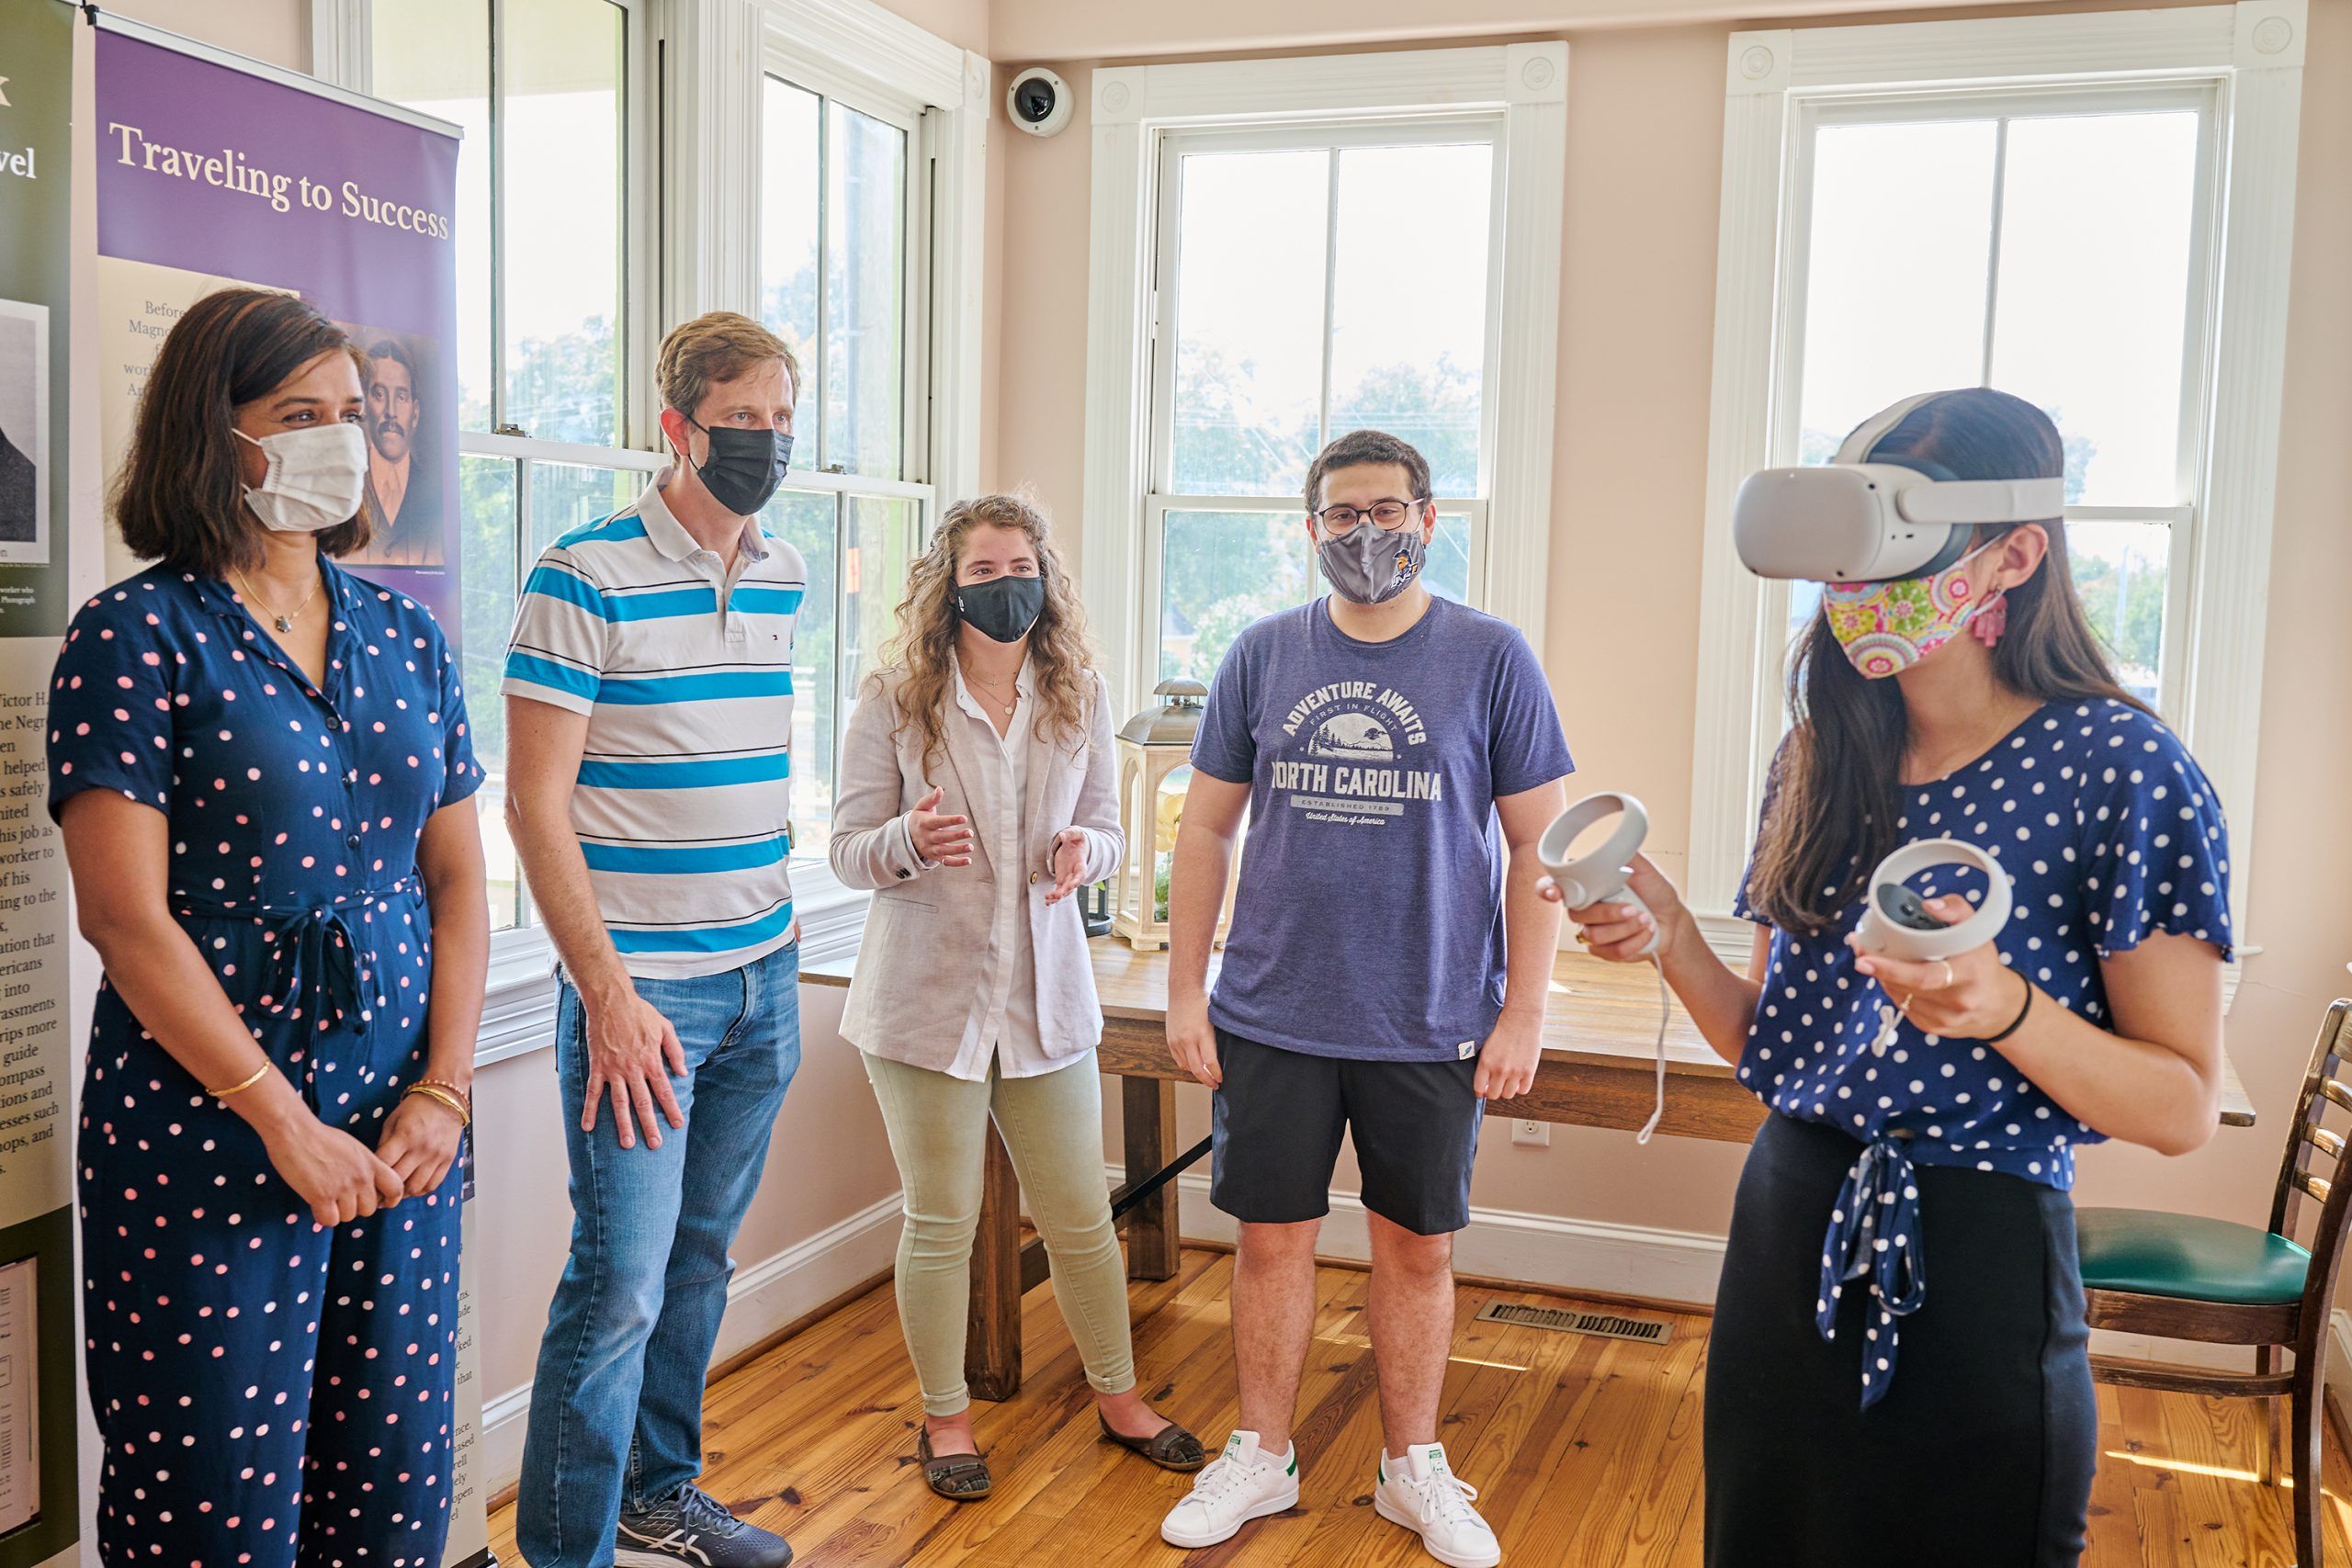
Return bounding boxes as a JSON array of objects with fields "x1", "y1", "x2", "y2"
[
  {"x1": 1272, "y1": 678, "x2": 1444, "y2": 828},
  {"x1": 1191, "y1": 596, "x2": 1572, "y2": 1062}
]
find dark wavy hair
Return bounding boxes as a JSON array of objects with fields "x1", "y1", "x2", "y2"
[
  {"x1": 113, "y1": 288, "x2": 372, "y2": 575},
  {"x1": 1742, "y1": 389, "x2": 2146, "y2": 936}
]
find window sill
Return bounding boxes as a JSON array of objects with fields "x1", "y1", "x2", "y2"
[{"x1": 469, "y1": 868, "x2": 873, "y2": 1067}]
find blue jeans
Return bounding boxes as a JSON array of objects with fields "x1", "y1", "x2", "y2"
[{"x1": 516, "y1": 942, "x2": 802, "y2": 1568}]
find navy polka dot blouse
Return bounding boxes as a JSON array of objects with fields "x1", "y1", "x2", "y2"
[{"x1": 1734, "y1": 697, "x2": 2232, "y2": 1404}]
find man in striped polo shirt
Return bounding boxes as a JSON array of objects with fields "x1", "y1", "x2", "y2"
[{"x1": 506, "y1": 312, "x2": 805, "y2": 1568}]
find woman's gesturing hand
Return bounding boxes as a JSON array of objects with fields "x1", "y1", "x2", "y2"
[
  {"x1": 1045, "y1": 828, "x2": 1089, "y2": 905},
  {"x1": 909, "y1": 785, "x2": 974, "y2": 867}
]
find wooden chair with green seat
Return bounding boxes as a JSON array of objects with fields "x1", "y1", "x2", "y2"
[{"x1": 2078, "y1": 998, "x2": 2352, "y2": 1567}]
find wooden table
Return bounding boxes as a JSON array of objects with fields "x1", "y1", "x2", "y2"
[{"x1": 804, "y1": 941, "x2": 2256, "y2": 1400}]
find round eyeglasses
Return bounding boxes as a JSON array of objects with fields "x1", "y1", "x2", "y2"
[{"x1": 1311, "y1": 498, "x2": 1427, "y2": 536}]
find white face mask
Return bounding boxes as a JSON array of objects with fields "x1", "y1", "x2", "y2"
[{"x1": 235, "y1": 423, "x2": 369, "y2": 535}]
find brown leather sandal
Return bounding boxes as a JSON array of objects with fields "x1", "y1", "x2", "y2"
[
  {"x1": 916, "y1": 1428, "x2": 993, "y2": 1501},
  {"x1": 1098, "y1": 1414, "x2": 1210, "y2": 1472}
]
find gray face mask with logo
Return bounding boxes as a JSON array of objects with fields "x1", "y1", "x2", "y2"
[{"x1": 1317, "y1": 521, "x2": 1428, "y2": 605}]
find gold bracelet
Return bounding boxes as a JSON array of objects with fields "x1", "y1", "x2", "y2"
[
  {"x1": 401, "y1": 1082, "x2": 471, "y2": 1128},
  {"x1": 415, "y1": 1076, "x2": 472, "y2": 1107},
  {"x1": 209, "y1": 1063, "x2": 272, "y2": 1100}
]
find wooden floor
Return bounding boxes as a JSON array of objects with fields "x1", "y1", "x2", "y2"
[{"x1": 489, "y1": 1247, "x2": 2352, "y2": 1565}]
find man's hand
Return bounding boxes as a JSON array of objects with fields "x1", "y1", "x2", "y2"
[
  {"x1": 1475, "y1": 1007, "x2": 1544, "y2": 1102},
  {"x1": 1169, "y1": 989, "x2": 1221, "y2": 1088},
  {"x1": 581, "y1": 986, "x2": 688, "y2": 1150}
]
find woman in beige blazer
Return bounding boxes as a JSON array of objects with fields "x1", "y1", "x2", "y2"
[{"x1": 831, "y1": 493, "x2": 1204, "y2": 1501}]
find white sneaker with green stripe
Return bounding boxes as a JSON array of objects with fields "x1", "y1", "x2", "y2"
[
  {"x1": 1374, "y1": 1443, "x2": 1500, "y2": 1567},
  {"x1": 1159, "y1": 1430, "x2": 1301, "y2": 1549}
]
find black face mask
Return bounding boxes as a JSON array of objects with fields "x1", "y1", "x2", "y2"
[
  {"x1": 956, "y1": 575, "x2": 1046, "y2": 644},
  {"x1": 684, "y1": 419, "x2": 792, "y2": 515}
]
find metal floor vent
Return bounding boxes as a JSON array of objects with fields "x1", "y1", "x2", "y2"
[{"x1": 1474, "y1": 1301, "x2": 1672, "y2": 1344}]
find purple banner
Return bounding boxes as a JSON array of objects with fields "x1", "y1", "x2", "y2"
[{"x1": 95, "y1": 27, "x2": 462, "y2": 631}]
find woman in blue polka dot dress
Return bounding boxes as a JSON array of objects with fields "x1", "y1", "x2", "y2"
[
  {"x1": 49, "y1": 290, "x2": 488, "y2": 1567},
  {"x1": 1558, "y1": 390, "x2": 2230, "y2": 1566}
]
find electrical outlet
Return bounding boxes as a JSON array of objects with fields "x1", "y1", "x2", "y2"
[{"x1": 1511, "y1": 1120, "x2": 1550, "y2": 1147}]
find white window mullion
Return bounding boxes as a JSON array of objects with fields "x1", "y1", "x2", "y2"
[{"x1": 1979, "y1": 115, "x2": 2009, "y2": 388}]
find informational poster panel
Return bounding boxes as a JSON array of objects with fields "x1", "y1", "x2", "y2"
[
  {"x1": 0, "y1": 4, "x2": 82, "y2": 1564},
  {"x1": 90, "y1": 19, "x2": 487, "y2": 1564},
  {"x1": 444, "y1": 1165, "x2": 492, "y2": 1568},
  {"x1": 91, "y1": 18, "x2": 463, "y2": 626}
]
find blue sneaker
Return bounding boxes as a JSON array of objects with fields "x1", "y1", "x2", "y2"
[{"x1": 615, "y1": 1483, "x2": 792, "y2": 1568}]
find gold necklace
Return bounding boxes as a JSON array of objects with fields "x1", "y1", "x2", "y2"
[
  {"x1": 962, "y1": 662, "x2": 1020, "y2": 717},
  {"x1": 232, "y1": 566, "x2": 321, "y2": 635}
]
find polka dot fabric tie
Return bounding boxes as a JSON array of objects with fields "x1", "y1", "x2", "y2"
[{"x1": 1815, "y1": 1135, "x2": 1927, "y2": 1408}]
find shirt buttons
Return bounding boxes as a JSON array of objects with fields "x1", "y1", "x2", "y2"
[{"x1": 1027, "y1": 872, "x2": 1039, "y2": 886}]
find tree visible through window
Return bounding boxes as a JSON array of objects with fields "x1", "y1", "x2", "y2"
[{"x1": 1150, "y1": 131, "x2": 1497, "y2": 687}]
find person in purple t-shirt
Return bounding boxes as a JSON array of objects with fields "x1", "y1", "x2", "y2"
[{"x1": 1157, "y1": 431, "x2": 1573, "y2": 1567}]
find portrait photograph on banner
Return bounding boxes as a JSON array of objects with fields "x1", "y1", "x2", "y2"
[{"x1": 0, "y1": 302, "x2": 46, "y2": 565}]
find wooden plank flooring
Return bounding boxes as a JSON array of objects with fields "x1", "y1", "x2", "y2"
[{"x1": 488, "y1": 1249, "x2": 2352, "y2": 1565}]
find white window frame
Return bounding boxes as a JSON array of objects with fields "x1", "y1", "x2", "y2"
[
  {"x1": 1685, "y1": 1, "x2": 2305, "y2": 966},
  {"x1": 318, "y1": 0, "x2": 989, "y2": 1056},
  {"x1": 1082, "y1": 44, "x2": 1569, "y2": 716}
]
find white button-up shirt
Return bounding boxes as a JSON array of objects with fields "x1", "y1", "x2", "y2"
[{"x1": 921, "y1": 660, "x2": 1070, "y2": 1081}]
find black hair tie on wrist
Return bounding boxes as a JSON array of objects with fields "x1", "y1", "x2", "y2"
[{"x1": 1984, "y1": 969, "x2": 2036, "y2": 1043}]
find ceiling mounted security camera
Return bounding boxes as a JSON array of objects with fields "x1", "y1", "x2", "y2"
[{"x1": 1008, "y1": 68, "x2": 1071, "y2": 138}]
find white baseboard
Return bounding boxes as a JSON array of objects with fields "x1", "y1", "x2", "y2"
[{"x1": 474, "y1": 1190, "x2": 905, "y2": 1499}]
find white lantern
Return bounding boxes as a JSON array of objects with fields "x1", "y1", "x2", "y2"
[{"x1": 1112, "y1": 679, "x2": 1238, "y2": 952}]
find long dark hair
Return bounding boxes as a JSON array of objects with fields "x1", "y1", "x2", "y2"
[
  {"x1": 1743, "y1": 389, "x2": 2146, "y2": 936},
  {"x1": 114, "y1": 288, "x2": 372, "y2": 575}
]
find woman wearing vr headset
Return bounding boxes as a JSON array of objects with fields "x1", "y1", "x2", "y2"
[{"x1": 1556, "y1": 388, "x2": 2231, "y2": 1566}]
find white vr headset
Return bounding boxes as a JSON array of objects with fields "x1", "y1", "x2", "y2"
[{"x1": 1731, "y1": 390, "x2": 2067, "y2": 584}]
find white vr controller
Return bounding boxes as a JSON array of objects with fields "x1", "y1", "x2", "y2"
[
  {"x1": 1539, "y1": 792, "x2": 1671, "y2": 1144},
  {"x1": 1538, "y1": 792, "x2": 1658, "y2": 961},
  {"x1": 1855, "y1": 839, "x2": 2014, "y2": 1056},
  {"x1": 1854, "y1": 838, "x2": 2013, "y2": 962}
]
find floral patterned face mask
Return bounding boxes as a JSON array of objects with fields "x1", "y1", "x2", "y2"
[{"x1": 1821, "y1": 542, "x2": 2006, "y2": 679}]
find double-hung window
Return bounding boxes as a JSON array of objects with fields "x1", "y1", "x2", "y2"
[
  {"x1": 1686, "y1": 6, "x2": 2305, "y2": 939},
  {"x1": 369, "y1": 0, "x2": 985, "y2": 969},
  {"x1": 1081, "y1": 45, "x2": 1570, "y2": 716},
  {"x1": 1776, "y1": 86, "x2": 2218, "y2": 714},
  {"x1": 757, "y1": 66, "x2": 932, "y2": 866},
  {"x1": 1145, "y1": 122, "x2": 1503, "y2": 690},
  {"x1": 368, "y1": 0, "x2": 654, "y2": 952}
]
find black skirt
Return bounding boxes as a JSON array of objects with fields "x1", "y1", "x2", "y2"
[{"x1": 1704, "y1": 1113, "x2": 2097, "y2": 1568}]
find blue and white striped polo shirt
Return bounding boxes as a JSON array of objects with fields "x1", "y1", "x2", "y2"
[{"x1": 502, "y1": 470, "x2": 807, "y2": 978}]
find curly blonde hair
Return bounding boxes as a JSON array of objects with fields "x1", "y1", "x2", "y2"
[{"x1": 881, "y1": 493, "x2": 1098, "y2": 774}]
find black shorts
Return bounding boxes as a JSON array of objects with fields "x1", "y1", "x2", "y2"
[{"x1": 1208, "y1": 1030, "x2": 1483, "y2": 1236}]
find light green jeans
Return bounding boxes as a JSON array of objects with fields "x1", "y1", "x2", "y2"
[{"x1": 861, "y1": 1051, "x2": 1138, "y2": 1417}]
